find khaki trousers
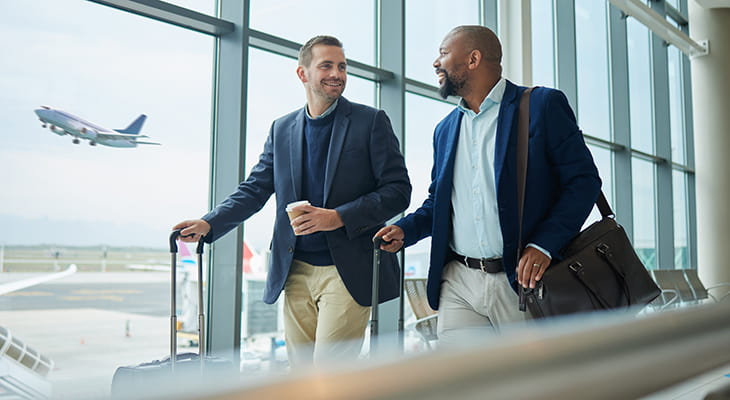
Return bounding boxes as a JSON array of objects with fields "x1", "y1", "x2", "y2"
[
  {"x1": 437, "y1": 260, "x2": 531, "y2": 347},
  {"x1": 283, "y1": 259, "x2": 370, "y2": 368}
]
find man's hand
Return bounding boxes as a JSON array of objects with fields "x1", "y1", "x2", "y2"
[
  {"x1": 516, "y1": 246, "x2": 551, "y2": 289},
  {"x1": 290, "y1": 205, "x2": 344, "y2": 235},
  {"x1": 373, "y1": 225, "x2": 405, "y2": 253},
  {"x1": 172, "y1": 219, "x2": 211, "y2": 242}
]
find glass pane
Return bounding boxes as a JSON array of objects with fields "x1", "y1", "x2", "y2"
[
  {"x1": 584, "y1": 145, "x2": 613, "y2": 228},
  {"x1": 404, "y1": 93, "x2": 454, "y2": 278},
  {"x1": 632, "y1": 158, "x2": 656, "y2": 269},
  {"x1": 0, "y1": 1, "x2": 214, "y2": 397},
  {"x1": 405, "y1": 0, "x2": 480, "y2": 85},
  {"x1": 243, "y1": 48, "x2": 375, "y2": 364},
  {"x1": 668, "y1": 46, "x2": 686, "y2": 164},
  {"x1": 627, "y1": 18, "x2": 654, "y2": 154},
  {"x1": 250, "y1": 0, "x2": 375, "y2": 65},
  {"x1": 575, "y1": 0, "x2": 611, "y2": 141},
  {"x1": 672, "y1": 170, "x2": 688, "y2": 269},
  {"x1": 531, "y1": 0, "x2": 555, "y2": 87},
  {"x1": 164, "y1": 0, "x2": 216, "y2": 16}
]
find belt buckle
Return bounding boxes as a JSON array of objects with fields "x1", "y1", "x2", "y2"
[{"x1": 479, "y1": 258, "x2": 487, "y2": 273}]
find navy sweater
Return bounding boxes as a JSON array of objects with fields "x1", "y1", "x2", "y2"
[{"x1": 294, "y1": 109, "x2": 336, "y2": 266}]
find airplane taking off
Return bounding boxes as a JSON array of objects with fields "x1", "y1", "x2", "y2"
[{"x1": 33, "y1": 106, "x2": 160, "y2": 148}]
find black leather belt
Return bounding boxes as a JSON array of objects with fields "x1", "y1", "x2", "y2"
[{"x1": 449, "y1": 250, "x2": 504, "y2": 273}]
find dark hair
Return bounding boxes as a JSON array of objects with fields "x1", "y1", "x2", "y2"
[{"x1": 298, "y1": 35, "x2": 344, "y2": 67}]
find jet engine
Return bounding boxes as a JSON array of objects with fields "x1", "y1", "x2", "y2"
[{"x1": 49, "y1": 125, "x2": 66, "y2": 136}]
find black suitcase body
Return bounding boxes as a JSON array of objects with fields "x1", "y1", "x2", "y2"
[{"x1": 111, "y1": 230, "x2": 233, "y2": 398}]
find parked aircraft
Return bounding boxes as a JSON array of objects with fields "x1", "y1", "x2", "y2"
[{"x1": 33, "y1": 106, "x2": 160, "y2": 147}]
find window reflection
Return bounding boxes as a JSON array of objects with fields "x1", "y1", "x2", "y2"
[{"x1": 575, "y1": 0, "x2": 611, "y2": 141}]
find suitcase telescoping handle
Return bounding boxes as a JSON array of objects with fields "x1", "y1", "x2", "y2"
[
  {"x1": 169, "y1": 229, "x2": 206, "y2": 371},
  {"x1": 370, "y1": 236, "x2": 405, "y2": 354}
]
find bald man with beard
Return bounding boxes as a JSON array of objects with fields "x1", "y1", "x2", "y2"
[{"x1": 376, "y1": 26, "x2": 601, "y2": 344}]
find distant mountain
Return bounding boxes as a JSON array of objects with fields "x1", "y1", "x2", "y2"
[{"x1": 0, "y1": 214, "x2": 168, "y2": 248}]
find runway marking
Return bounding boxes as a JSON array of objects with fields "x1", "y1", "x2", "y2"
[
  {"x1": 3, "y1": 291, "x2": 53, "y2": 297},
  {"x1": 61, "y1": 295, "x2": 125, "y2": 302},
  {"x1": 71, "y1": 289, "x2": 142, "y2": 295}
]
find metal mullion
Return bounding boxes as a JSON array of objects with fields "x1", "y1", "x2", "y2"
[
  {"x1": 650, "y1": 0, "x2": 674, "y2": 270},
  {"x1": 88, "y1": 0, "x2": 235, "y2": 35}
]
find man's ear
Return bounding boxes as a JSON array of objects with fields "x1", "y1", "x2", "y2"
[
  {"x1": 296, "y1": 65, "x2": 307, "y2": 83},
  {"x1": 468, "y1": 49, "x2": 482, "y2": 70}
]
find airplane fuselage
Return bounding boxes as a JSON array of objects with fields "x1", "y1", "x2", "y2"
[{"x1": 33, "y1": 107, "x2": 157, "y2": 148}]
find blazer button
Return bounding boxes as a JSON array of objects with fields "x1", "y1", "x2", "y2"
[{"x1": 288, "y1": 247, "x2": 293, "y2": 253}]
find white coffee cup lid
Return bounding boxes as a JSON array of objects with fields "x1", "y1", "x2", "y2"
[{"x1": 286, "y1": 200, "x2": 310, "y2": 212}]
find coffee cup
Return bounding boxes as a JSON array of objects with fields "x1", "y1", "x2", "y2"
[{"x1": 286, "y1": 200, "x2": 310, "y2": 222}]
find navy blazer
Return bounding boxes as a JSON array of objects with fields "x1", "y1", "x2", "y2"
[
  {"x1": 202, "y1": 97, "x2": 411, "y2": 306},
  {"x1": 396, "y1": 81, "x2": 601, "y2": 310}
]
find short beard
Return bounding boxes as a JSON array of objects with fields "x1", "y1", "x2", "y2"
[{"x1": 438, "y1": 71, "x2": 465, "y2": 99}]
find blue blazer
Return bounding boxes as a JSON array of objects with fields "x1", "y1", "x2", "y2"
[
  {"x1": 396, "y1": 81, "x2": 601, "y2": 310},
  {"x1": 203, "y1": 97, "x2": 411, "y2": 306}
]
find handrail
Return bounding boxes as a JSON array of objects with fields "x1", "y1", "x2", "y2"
[{"x1": 177, "y1": 302, "x2": 730, "y2": 400}]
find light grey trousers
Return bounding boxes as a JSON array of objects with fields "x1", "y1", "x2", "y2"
[{"x1": 437, "y1": 260, "x2": 531, "y2": 347}]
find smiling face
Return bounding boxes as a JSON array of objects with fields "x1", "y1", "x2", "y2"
[
  {"x1": 433, "y1": 32, "x2": 470, "y2": 99},
  {"x1": 297, "y1": 44, "x2": 347, "y2": 107}
]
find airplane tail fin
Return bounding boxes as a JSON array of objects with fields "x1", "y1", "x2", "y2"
[{"x1": 116, "y1": 114, "x2": 147, "y2": 135}]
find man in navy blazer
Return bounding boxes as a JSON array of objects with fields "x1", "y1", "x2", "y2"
[
  {"x1": 376, "y1": 26, "x2": 600, "y2": 343},
  {"x1": 175, "y1": 36, "x2": 410, "y2": 365}
]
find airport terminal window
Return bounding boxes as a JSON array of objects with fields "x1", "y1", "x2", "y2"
[
  {"x1": 632, "y1": 158, "x2": 657, "y2": 269},
  {"x1": 627, "y1": 18, "x2": 654, "y2": 155},
  {"x1": 668, "y1": 46, "x2": 686, "y2": 165},
  {"x1": 249, "y1": 0, "x2": 376, "y2": 66},
  {"x1": 574, "y1": 0, "x2": 611, "y2": 142},
  {"x1": 672, "y1": 170, "x2": 689, "y2": 269},
  {"x1": 531, "y1": 0, "x2": 555, "y2": 88},
  {"x1": 405, "y1": 0, "x2": 480, "y2": 85},
  {"x1": 0, "y1": 1, "x2": 214, "y2": 397}
]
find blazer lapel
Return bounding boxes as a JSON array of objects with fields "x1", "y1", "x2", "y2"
[
  {"x1": 289, "y1": 109, "x2": 306, "y2": 200},
  {"x1": 323, "y1": 98, "x2": 351, "y2": 205},
  {"x1": 494, "y1": 80, "x2": 520, "y2": 191}
]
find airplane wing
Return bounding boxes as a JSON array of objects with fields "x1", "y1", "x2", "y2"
[
  {"x1": 0, "y1": 264, "x2": 77, "y2": 295},
  {"x1": 95, "y1": 131, "x2": 149, "y2": 140}
]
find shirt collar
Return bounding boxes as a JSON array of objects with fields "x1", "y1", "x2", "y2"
[
  {"x1": 457, "y1": 77, "x2": 506, "y2": 116},
  {"x1": 305, "y1": 98, "x2": 339, "y2": 120}
]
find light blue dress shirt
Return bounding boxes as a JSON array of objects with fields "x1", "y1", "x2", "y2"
[{"x1": 449, "y1": 78, "x2": 550, "y2": 260}]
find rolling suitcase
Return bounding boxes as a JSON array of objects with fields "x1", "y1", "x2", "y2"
[
  {"x1": 369, "y1": 236, "x2": 405, "y2": 354},
  {"x1": 111, "y1": 230, "x2": 233, "y2": 399}
]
